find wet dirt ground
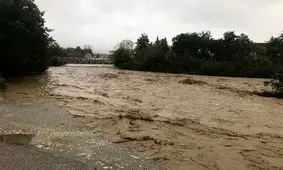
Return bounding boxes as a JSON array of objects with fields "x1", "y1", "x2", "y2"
[
  {"x1": 2, "y1": 64, "x2": 283, "y2": 170},
  {"x1": 0, "y1": 102, "x2": 160, "y2": 170}
]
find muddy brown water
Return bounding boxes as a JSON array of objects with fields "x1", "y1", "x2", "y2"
[{"x1": 2, "y1": 64, "x2": 283, "y2": 170}]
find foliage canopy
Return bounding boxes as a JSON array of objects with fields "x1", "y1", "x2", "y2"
[{"x1": 0, "y1": 0, "x2": 52, "y2": 76}]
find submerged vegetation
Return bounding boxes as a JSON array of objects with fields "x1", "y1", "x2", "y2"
[
  {"x1": 0, "y1": 77, "x2": 7, "y2": 98},
  {"x1": 264, "y1": 68, "x2": 283, "y2": 96}
]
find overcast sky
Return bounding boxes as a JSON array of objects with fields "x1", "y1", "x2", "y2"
[{"x1": 35, "y1": 0, "x2": 283, "y2": 53}]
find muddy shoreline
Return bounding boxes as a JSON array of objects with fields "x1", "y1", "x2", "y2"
[
  {"x1": 0, "y1": 102, "x2": 161, "y2": 170},
  {"x1": 2, "y1": 64, "x2": 283, "y2": 170}
]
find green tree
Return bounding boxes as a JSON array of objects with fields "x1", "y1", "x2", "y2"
[
  {"x1": 160, "y1": 38, "x2": 169, "y2": 52},
  {"x1": 142, "y1": 37, "x2": 172, "y2": 72},
  {"x1": 266, "y1": 33, "x2": 283, "y2": 65},
  {"x1": 172, "y1": 32, "x2": 214, "y2": 73},
  {"x1": 47, "y1": 41, "x2": 66, "y2": 58},
  {"x1": 64, "y1": 46, "x2": 93, "y2": 58},
  {"x1": 134, "y1": 34, "x2": 150, "y2": 65},
  {"x1": 216, "y1": 32, "x2": 252, "y2": 62},
  {"x1": 0, "y1": 0, "x2": 52, "y2": 76},
  {"x1": 265, "y1": 33, "x2": 283, "y2": 94},
  {"x1": 172, "y1": 32, "x2": 211, "y2": 58},
  {"x1": 136, "y1": 33, "x2": 149, "y2": 50},
  {"x1": 152, "y1": 37, "x2": 169, "y2": 57},
  {"x1": 112, "y1": 40, "x2": 135, "y2": 69},
  {"x1": 46, "y1": 41, "x2": 67, "y2": 66}
]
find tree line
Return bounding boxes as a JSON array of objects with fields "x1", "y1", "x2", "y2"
[
  {"x1": 48, "y1": 42, "x2": 94, "y2": 58},
  {"x1": 47, "y1": 42, "x2": 94, "y2": 66},
  {"x1": 112, "y1": 32, "x2": 283, "y2": 95}
]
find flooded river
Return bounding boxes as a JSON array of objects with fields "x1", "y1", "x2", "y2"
[{"x1": 2, "y1": 64, "x2": 283, "y2": 170}]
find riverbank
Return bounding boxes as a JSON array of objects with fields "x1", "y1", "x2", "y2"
[{"x1": 0, "y1": 101, "x2": 161, "y2": 170}]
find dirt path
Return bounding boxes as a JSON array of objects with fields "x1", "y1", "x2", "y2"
[{"x1": 2, "y1": 64, "x2": 283, "y2": 170}]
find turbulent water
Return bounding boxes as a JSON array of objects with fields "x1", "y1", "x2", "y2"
[{"x1": 2, "y1": 64, "x2": 283, "y2": 170}]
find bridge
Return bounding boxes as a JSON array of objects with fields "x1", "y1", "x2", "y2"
[{"x1": 60, "y1": 57, "x2": 113, "y2": 64}]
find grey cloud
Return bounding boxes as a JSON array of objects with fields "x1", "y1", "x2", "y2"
[{"x1": 35, "y1": 0, "x2": 283, "y2": 53}]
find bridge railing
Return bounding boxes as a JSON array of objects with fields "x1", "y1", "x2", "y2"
[{"x1": 60, "y1": 57, "x2": 113, "y2": 64}]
